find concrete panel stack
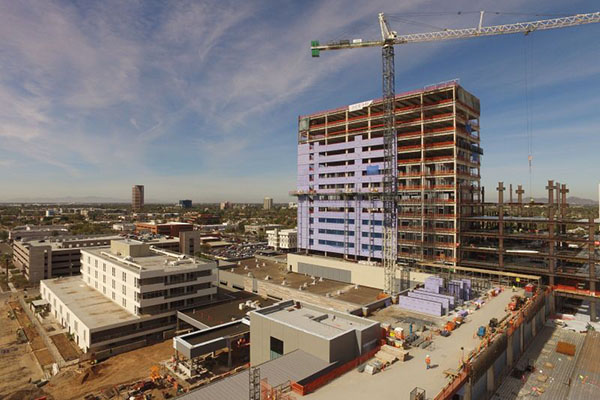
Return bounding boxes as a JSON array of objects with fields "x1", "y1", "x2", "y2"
[
  {"x1": 408, "y1": 291, "x2": 449, "y2": 314},
  {"x1": 414, "y1": 289, "x2": 455, "y2": 309},
  {"x1": 461, "y1": 279, "x2": 472, "y2": 301},
  {"x1": 448, "y1": 279, "x2": 466, "y2": 300},
  {"x1": 424, "y1": 276, "x2": 444, "y2": 293},
  {"x1": 397, "y1": 296, "x2": 443, "y2": 317}
]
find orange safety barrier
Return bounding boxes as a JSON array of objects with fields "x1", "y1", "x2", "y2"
[
  {"x1": 291, "y1": 345, "x2": 382, "y2": 396},
  {"x1": 552, "y1": 285, "x2": 600, "y2": 298}
]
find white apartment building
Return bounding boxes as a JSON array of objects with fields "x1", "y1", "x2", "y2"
[
  {"x1": 267, "y1": 228, "x2": 298, "y2": 251},
  {"x1": 41, "y1": 239, "x2": 217, "y2": 357}
]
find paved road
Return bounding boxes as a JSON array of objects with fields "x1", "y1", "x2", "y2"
[{"x1": 306, "y1": 289, "x2": 518, "y2": 400}]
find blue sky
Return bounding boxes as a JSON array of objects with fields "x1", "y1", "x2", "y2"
[{"x1": 0, "y1": 0, "x2": 599, "y2": 202}]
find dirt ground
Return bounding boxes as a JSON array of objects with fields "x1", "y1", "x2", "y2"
[
  {"x1": 44, "y1": 339, "x2": 176, "y2": 400},
  {"x1": 50, "y1": 333, "x2": 80, "y2": 361},
  {"x1": 0, "y1": 299, "x2": 45, "y2": 398},
  {"x1": 8, "y1": 300, "x2": 55, "y2": 368}
]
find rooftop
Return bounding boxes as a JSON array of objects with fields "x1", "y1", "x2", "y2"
[
  {"x1": 228, "y1": 258, "x2": 381, "y2": 306},
  {"x1": 20, "y1": 235, "x2": 122, "y2": 249},
  {"x1": 83, "y1": 241, "x2": 213, "y2": 274},
  {"x1": 42, "y1": 276, "x2": 139, "y2": 329},
  {"x1": 177, "y1": 350, "x2": 332, "y2": 400},
  {"x1": 253, "y1": 301, "x2": 376, "y2": 339},
  {"x1": 181, "y1": 290, "x2": 276, "y2": 328}
]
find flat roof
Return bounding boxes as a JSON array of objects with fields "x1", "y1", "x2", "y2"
[
  {"x1": 230, "y1": 258, "x2": 380, "y2": 306},
  {"x1": 42, "y1": 276, "x2": 139, "y2": 329},
  {"x1": 181, "y1": 291, "x2": 276, "y2": 327},
  {"x1": 84, "y1": 247, "x2": 212, "y2": 273},
  {"x1": 181, "y1": 321, "x2": 249, "y2": 346},
  {"x1": 177, "y1": 350, "x2": 332, "y2": 400},
  {"x1": 22, "y1": 235, "x2": 122, "y2": 249},
  {"x1": 255, "y1": 301, "x2": 373, "y2": 339}
]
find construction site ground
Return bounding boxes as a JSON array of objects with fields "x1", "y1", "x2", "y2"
[
  {"x1": 8, "y1": 299, "x2": 55, "y2": 367},
  {"x1": 43, "y1": 339, "x2": 175, "y2": 400},
  {"x1": 0, "y1": 295, "x2": 45, "y2": 399},
  {"x1": 50, "y1": 332, "x2": 81, "y2": 361},
  {"x1": 234, "y1": 258, "x2": 381, "y2": 305},
  {"x1": 493, "y1": 325, "x2": 585, "y2": 399},
  {"x1": 305, "y1": 288, "x2": 518, "y2": 400}
]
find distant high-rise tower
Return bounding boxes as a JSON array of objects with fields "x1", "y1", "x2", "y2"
[
  {"x1": 132, "y1": 185, "x2": 144, "y2": 211},
  {"x1": 263, "y1": 197, "x2": 273, "y2": 210}
]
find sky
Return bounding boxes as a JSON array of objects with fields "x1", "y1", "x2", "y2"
[{"x1": 0, "y1": 0, "x2": 599, "y2": 203}]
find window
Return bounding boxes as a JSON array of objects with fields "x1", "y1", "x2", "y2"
[
  {"x1": 103, "y1": 286, "x2": 106, "y2": 294},
  {"x1": 102, "y1": 263, "x2": 106, "y2": 272},
  {"x1": 134, "y1": 305, "x2": 138, "y2": 315},
  {"x1": 122, "y1": 272, "x2": 126, "y2": 282},
  {"x1": 112, "y1": 267, "x2": 115, "y2": 277},
  {"x1": 122, "y1": 285, "x2": 126, "y2": 295},
  {"x1": 94, "y1": 281, "x2": 98, "y2": 289},
  {"x1": 102, "y1": 275, "x2": 106, "y2": 284},
  {"x1": 270, "y1": 337, "x2": 284, "y2": 360},
  {"x1": 112, "y1": 279, "x2": 115, "y2": 289},
  {"x1": 112, "y1": 292, "x2": 115, "y2": 300},
  {"x1": 87, "y1": 256, "x2": 90, "y2": 263},
  {"x1": 74, "y1": 321, "x2": 78, "y2": 331},
  {"x1": 94, "y1": 270, "x2": 98, "y2": 279},
  {"x1": 95, "y1": 259, "x2": 98, "y2": 268},
  {"x1": 122, "y1": 298, "x2": 126, "y2": 307}
]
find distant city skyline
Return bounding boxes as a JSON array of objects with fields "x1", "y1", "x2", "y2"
[{"x1": 1, "y1": 0, "x2": 599, "y2": 202}]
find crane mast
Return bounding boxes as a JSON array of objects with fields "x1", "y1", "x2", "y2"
[
  {"x1": 311, "y1": 11, "x2": 600, "y2": 297},
  {"x1": 379, "y1": 14, "x2": 399, "y2": 297}
]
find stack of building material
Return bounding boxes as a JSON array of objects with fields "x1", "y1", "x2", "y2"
[
  {"x1": 424, "y1": 276, "x2": 444, "y2": 293},
  {"x1": 398, "y1": 295, "x2": 443, "y2": 317},
  {"x1": 461, "y1": 279, "x2": 472, "y2": 300},
  {"x1": 414, "y1": 289, "x2": 455, "y2": 309},
  {"x1": 379, "y1": 344, "x2": 409, "y2": 361},
  {"x1": 408, "y1": 291, "x2": 449, "y2": 314}
]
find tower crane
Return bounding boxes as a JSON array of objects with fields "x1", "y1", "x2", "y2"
[{"x1": 311, "y1": 12, "x2": 600, "y2": 297}]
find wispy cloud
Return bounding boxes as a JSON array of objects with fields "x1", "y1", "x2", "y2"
[{"x1": 0, "y1": 0, "x2": 598, "y2": 201}]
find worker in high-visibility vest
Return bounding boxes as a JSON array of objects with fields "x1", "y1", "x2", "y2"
[{"x1": 425, "y1": 355, "x2": 431, "y2": 370}]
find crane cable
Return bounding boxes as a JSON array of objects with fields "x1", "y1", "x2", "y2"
[{"x1": 525, "y1": 34, "x2": 534, "y2": 202}]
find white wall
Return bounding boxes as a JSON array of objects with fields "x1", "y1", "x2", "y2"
[
  {"x1": 287, "y1": 253, "x2": 432, "y2": 289},
  {"x1": 41, "y1": 281, "x2": 91, "y2": 352}
]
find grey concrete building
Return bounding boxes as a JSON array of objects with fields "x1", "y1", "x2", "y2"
[
  {"x1": 9, "y1": 224, "x2": 70, "y2": 241},
  {"x1": 12, "y1": 235, "x2": 121, "y2": 284},
  {"x1": 249, "y1": 300, "x2": 380, "y2": 366}
]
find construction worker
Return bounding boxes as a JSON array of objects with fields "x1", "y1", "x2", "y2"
[{"x1": 425, "y1": 355, "x2": 431, "y2": 370}]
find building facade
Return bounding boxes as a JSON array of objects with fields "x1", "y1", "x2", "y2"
[
  {"x1": 249, "y1": 300, "x2": 380, "y2": 366},
  {"x1": 132, "y1": 185, "x2": 145, "y2": 211},
  {"x1": 9, "y1": 224, "x2": 69, "y2": 241},
  {"x1": 295, "y1": 82, "x2": 481, "y2": 265},
  {"x1": 41, "y1": 239, "x2": 217, "y2": 355},
  {"x1": 267, "y1": 228, "x2": 298, "y2": 251},
  {"x1": 263, "y1": 197, "x2": 273, "y2": 210},
  {"x1": 178, "y1": 200, "x2": 193, "y2": 209},
  {"x1": 135, "y1": 221, "x2": 193, "y2": 237},
  {"x1": 12, "y1": 235, "x2": 121, "y2": 283}
]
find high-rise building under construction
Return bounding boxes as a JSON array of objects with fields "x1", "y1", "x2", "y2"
[{"x1": 295, "y1": 81, "x2": 481, "y2": 265}]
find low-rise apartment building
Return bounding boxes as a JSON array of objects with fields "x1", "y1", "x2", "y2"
[
  {"x1": 12, "y1": 235, "x2": 121, "y2": 284},
  {"x1": 41, "y1": 239, "x2": 217, "y2": 357}
]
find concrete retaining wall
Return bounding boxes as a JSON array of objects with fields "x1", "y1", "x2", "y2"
[{"x1": 459, "y1": 291, "x2": 549, "y2": 400}]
